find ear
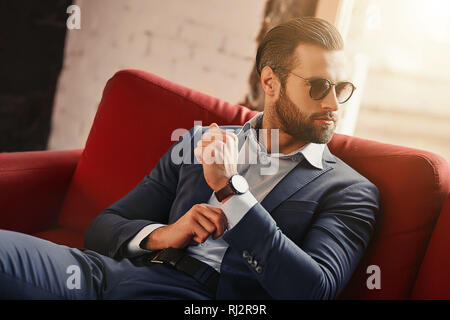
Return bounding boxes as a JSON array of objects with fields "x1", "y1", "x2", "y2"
[{"x1": 260, "y1": 66, "x2": 281, "y2": 98}]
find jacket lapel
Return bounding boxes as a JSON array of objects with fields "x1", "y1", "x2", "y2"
[{"x1": 260, "y1": 145, "x2": 336, "y2": 213}]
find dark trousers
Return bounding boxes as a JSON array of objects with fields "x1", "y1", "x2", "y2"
[{"x1": 0, "y1": 230, "x2": 213, "y2": 300}]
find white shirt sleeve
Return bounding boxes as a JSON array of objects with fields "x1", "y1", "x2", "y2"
[
  {"x1": 126, "y1": 223, "x2": 167, "y2": 257},
  {"x1": 220, "y1": 191, "x2": 258, "y2": 229}
]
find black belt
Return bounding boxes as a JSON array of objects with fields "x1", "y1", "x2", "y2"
[{"x1": 145, "y1": 247, "x2": 220, "y2": 294}]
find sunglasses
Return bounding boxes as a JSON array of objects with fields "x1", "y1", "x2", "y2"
[{"x1": 288, "y1": 71, "x2": 356, "y2": 104}]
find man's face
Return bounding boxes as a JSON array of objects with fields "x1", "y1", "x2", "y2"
[{"x1": 274, "y1": 43, "x2": 348, "y2": 144}]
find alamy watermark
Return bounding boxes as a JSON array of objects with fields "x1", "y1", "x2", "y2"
[
  {"x1": 366, "y1": 265, "x2": 381, "y2": 290},
  {"x1": 66, "y1": 265, "x2": 81, "y2": 290},
  {"x1": 170, "y1": 121, "x2": 281, "y2": 175},
  {"x1": 66, "y1": 5, "x2": 81, "y2": 30}
]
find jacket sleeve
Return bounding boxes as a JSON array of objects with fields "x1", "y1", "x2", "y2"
[
  {"x1": 83, "y1": 128, "x2": 195, "y2": 259},
  {"x1": 222, "y1": 180, "x2": 379, "y2": 299}
]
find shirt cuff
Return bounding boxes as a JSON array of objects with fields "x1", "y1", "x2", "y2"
[
  {"x1": 221, "y1": 191, "x2": 258, "y2": 229},
  {"x1": 126, "y1": 223, "x2": 167, "y2": 257}
]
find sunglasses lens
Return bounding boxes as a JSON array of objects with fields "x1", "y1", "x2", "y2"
[
  {"x1": 336, "y1": 82, "x2": 354, "y2": 103},
  {"x1": 309, "y1": 79, "x2": 331, "y2": 100}
]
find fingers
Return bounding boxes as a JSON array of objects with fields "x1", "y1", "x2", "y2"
[
  {"x1": 195, "y1": 128, "x2": 238, "y2": 165},
  {"x1": 208, "y1": 123, "x2": 238, "y2": 144},
  {"x1": 191, "y1": 221, "x2": 210, "y2": 244},
  {"x1": 200, "y1": 203, "x2": 223, "y2": 214},
  {"x1": 195, "y1": 204, "x2": 228, "y2": 239},
  {"x1": 201, "y1": 123, "x2": 238, "y2": 144},
  {"x1": 187, "y1": 204, "x2": 228, "y2": 243},
  {"x1": 195, "y1": 209, "x2": 217, "y2": 235},
  {"x1": 202, "y1": 129, "x2": 238, "y2": 145},
  {"x1": 175, "y1": 203, "x2": 228, "y2": 248}
]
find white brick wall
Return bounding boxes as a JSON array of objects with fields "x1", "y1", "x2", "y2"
[{"x1": 49, "y1": 0, "x2": 265, "y2": 150}]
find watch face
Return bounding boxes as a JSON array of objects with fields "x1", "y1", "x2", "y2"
[{"x1": 231, "y1": 175, "x2": 249, "y2": 194}]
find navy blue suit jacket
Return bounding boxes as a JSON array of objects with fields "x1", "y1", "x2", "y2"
[{"x1": 84, "y1": 125, "x2": 379, "y2": 299}]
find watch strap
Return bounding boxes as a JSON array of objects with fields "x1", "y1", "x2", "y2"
[{"x1": 214, "y1": 182, "x2": 235, "y2": 202}]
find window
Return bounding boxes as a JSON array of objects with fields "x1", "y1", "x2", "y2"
[{"x1": 343, "y1": 0, "x2": 450, "y2": 161}]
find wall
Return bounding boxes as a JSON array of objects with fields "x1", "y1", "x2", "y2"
[
  {"x1": 0, "y1": 0, "x2": 71, "y2": 152},
  {"x1": 49, "y1": 0, "x2": 265, "y2": 150}
]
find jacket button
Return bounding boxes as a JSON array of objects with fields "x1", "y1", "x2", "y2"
[
  {"x1": 251, "y1": 259, "x2": 258, "y2": 268},
  {"x1": 247, "y1": 256, "x2": 253, "y2": 264},
  {"x1": 255, "y1": 266, "x2": 263, "y2": 274},
  {"x1": 243, "y1": 250, "x2": 250, "y2": 258}
]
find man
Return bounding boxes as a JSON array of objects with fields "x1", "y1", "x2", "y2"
[{"x1": 0, "y1": 17, "x2": 379, "y2": 300}]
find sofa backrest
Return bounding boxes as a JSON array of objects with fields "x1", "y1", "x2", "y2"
[{"x1": 58, "y1": 69, "x2": 450, "y2": 299}]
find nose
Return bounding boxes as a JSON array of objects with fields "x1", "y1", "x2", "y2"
[{"x1": 320, "y1": 86, "x2": 339, "y2": 112}]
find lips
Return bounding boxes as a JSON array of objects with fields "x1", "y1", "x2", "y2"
[
  {"x1": 312, "y1": 112, "x2": 337, "y2": 126},
  {"x1": 314, "y1": 116, "x2": 336, "y2": 127},
  {"x1": 315, "y1": 116, "x2": 335, "y2": 123},
  {"x1": 315, "y1": 117, "x2": 335, "y2": 122}
]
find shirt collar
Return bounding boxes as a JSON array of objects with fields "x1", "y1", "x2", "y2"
[{"x1": 238, "y1": 112, "x2": 325, "y2": 169}]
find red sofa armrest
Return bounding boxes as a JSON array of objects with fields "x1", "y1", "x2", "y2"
[
  {"x1": 411, "y1": 192, "x2": 450, "y2": 299},
  {"x1": 0, "y1": 149, "x2": 83, "y2": 234}
]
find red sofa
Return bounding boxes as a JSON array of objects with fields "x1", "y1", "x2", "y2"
[{"x1": 1, "y1": 69, "x2": 449, "y2": 299}]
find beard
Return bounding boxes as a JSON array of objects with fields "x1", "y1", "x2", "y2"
[{"x1": 274, "y1": 87, "x2": 337, "y2": 144}]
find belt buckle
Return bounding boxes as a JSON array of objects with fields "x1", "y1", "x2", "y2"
[
  {"x1": 149, "y1": 250, "x2": 165, "y2": 264},
  {"x1": 149, "y1": 248, "x2": 180, "y2": 267}
]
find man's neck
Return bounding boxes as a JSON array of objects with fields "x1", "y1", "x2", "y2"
[{"x1": 260, "y1": 111, "x2": 307, "y2": 154}]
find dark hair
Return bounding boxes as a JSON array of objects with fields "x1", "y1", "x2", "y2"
[{"x1": 256, "y1": 17, "x2": 344, "y2": 86}]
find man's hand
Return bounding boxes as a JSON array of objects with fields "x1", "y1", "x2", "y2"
[
  {"x1": 143, "y1": 203, "x2": 227, "y2": 251},
  {"x1": 194, "y1": 123, "x2": 239, "y2": 192}
]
